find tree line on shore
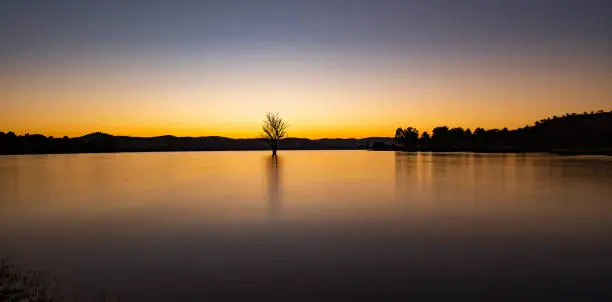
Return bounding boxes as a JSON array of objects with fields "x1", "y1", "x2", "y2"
[{"x1": 392, "y1": 110, "x2": 612, "y2": 153}]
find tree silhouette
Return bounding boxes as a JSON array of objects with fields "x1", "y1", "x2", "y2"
[
  {"x1": 394, "y1": 127, "x2": 419, "y2": 149},
  {"x1": 420, "y1": 131, "x2": 432, "y2": 149},
  {"x1": 394, "y1": 128, "x2": 404, "y2": 146},
  {"x1": 262, "y1": 112, "x2": 288, "y2": 156}
]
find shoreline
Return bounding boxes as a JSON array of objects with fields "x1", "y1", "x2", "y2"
[
  {"x1": 369, "y1": 147, "x2": 612, "y2": 156},
  {"x1": 2, "y1": 148, "x2": 611, "y2": 156}
]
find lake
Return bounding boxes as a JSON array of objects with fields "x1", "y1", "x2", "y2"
[{"x1": 1, "y1": 151, "x2": 612, "y2": 301}]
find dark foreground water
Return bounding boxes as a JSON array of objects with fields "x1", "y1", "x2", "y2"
[{"x1": 1, "y1": 151, "x2": 612, "y2": 301}]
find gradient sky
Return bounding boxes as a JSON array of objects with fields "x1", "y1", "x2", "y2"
[{"x1": 1, "y1": 0, "x2": 611, "y2": 138}]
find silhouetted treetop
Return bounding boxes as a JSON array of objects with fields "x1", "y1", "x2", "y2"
[{"x1": 262, "y1": 112, "x2": 288, "y2": 156}]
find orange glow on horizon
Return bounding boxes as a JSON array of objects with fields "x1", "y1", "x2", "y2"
[{"x1": 1, "y1": 51, "x2": 610, "y2": 139}]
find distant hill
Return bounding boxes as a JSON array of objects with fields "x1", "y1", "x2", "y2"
[{"x1": 0, "y1": 131, "x2": 393, "y2": 155}]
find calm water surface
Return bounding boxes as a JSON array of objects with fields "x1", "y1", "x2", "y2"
[{"x1": 1, "y1": 151, "x2": 612, "y2": 301}]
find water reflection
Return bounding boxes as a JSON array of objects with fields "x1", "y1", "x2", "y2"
[
  {"x1": 393, "y1": 152, "x2": 418, "y2": 200},
  {"x1": 264, "y1": 155, "x2": 283, "y2": 220},
  {"x1": 1, "y1": 151, "x2": 612, "y2": 301}
]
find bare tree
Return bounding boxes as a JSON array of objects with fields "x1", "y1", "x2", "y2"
[{"x1": 262, "y1": 112, "x2": 288, "y2": 156}]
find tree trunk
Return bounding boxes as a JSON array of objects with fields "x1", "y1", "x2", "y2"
[{"x1": 272, "y1": 149, "x2": 277, "y2": 157}]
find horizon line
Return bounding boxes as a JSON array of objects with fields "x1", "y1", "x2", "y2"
[{"x1": 2, "y1": 109, "x2": 611, "y2": 140}]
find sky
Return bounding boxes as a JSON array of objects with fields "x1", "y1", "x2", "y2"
[{"x1": 1, "y1": 0, "x2": 611, "y2": 138}]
